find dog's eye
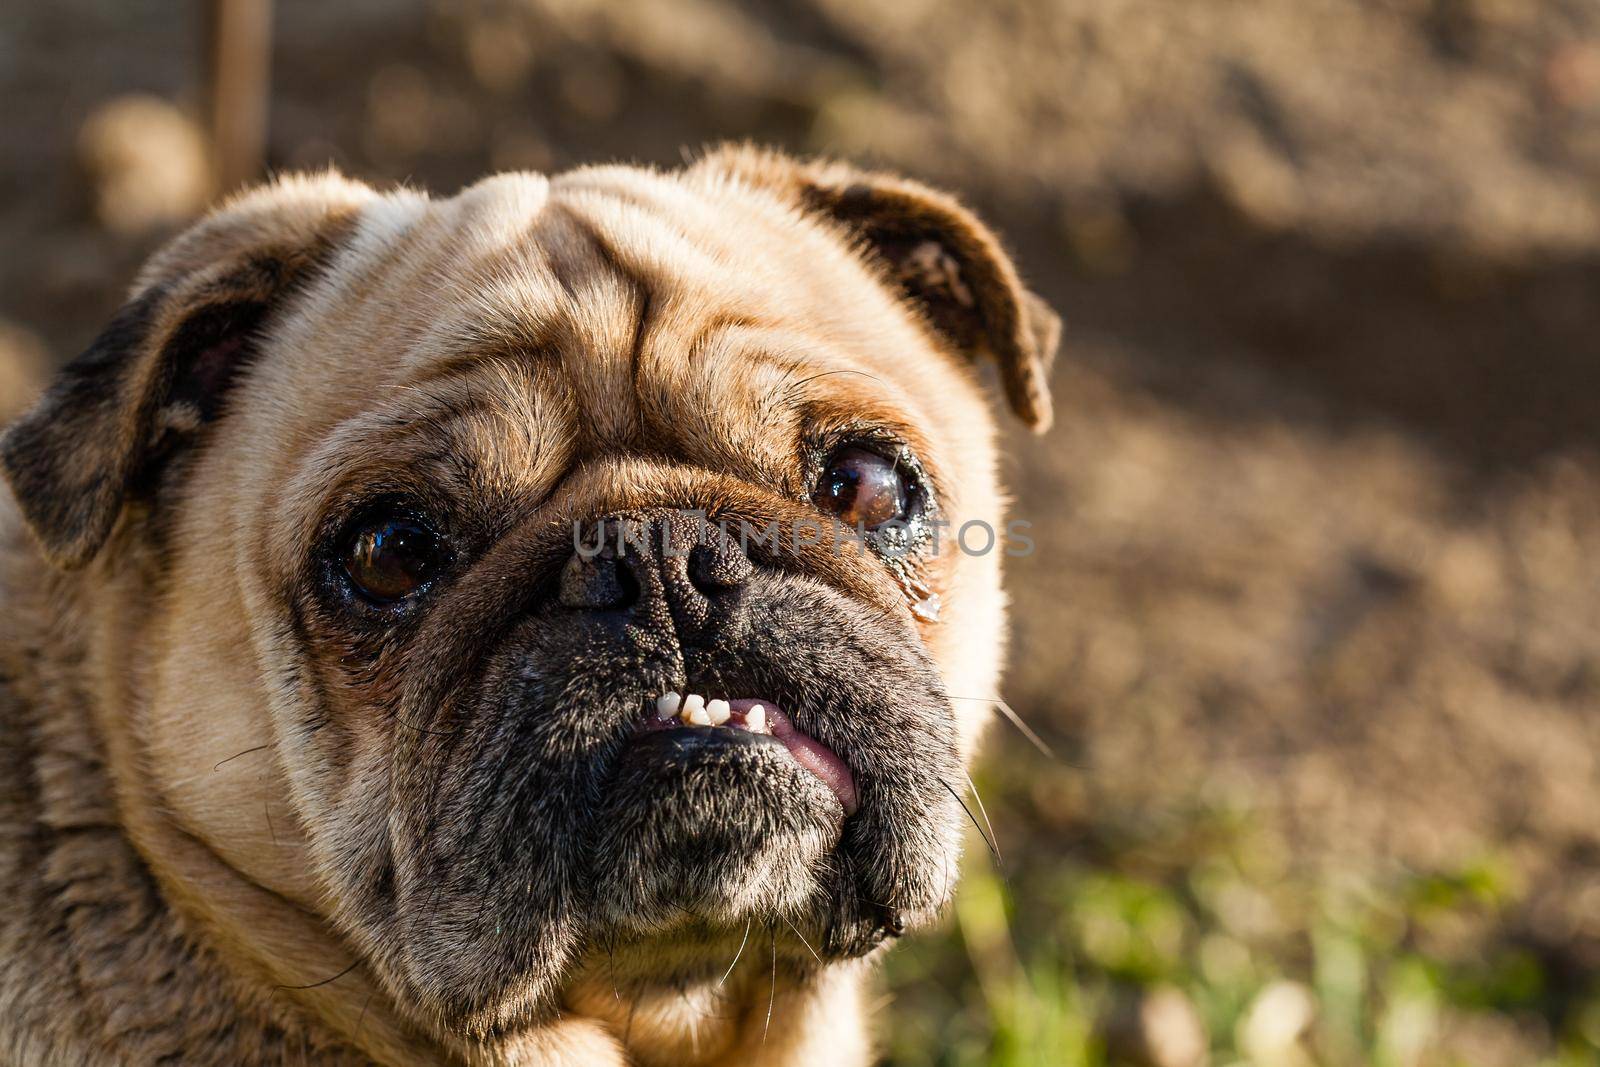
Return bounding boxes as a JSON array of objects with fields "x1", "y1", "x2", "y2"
[
  {"x1": 814, "y1": 447, "x2": 909, "y2": 529},
  {"x1": 342, "y1": 516, "x2": 446, "y2": 604}
]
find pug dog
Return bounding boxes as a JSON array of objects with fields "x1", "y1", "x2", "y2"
[{"x1": 0, "y1": 146, "x2": 1057, "y2": 1066}]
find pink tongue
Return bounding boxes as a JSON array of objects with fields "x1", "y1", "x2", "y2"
[{"x1": 727, "y1": 699, "x2": 858, "y2": 815}]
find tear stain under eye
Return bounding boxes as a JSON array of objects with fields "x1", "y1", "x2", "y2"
[
  {"x1": 898, "y1": 572, "x2": 942, "y2": 622},
  {"x1": 873, "y1": 447, "x2": 942, "y2": 615}
]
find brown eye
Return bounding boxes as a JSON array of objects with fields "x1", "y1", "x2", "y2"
[
  {"x1": 814, "y1": 447, "x2": 910, "y2": 529},
  {"x1": 343, "y1": 516, "x2": 446, "y2": 604}
]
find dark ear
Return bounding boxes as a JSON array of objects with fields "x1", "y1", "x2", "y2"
[
  {"x1": 0, "y1": 173, "x2": 370, "y2": 569},
  {"x1": 698, "y1": 147, "x2": 1061, "y2": 432}
]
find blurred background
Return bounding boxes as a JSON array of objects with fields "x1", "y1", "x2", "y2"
[{"x1": 4, "y1": 1, "x2": 1600, "y2": 1064}]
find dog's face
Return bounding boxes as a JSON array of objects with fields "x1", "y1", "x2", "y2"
[{"x1": 1, "y1": 150, "x2": 1056, "y2": 1043}]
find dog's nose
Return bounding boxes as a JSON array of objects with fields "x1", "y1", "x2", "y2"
[{"x1": 559, "y1": 512, "x2": 753, "y2": 632}]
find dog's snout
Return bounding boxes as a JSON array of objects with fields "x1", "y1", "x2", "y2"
[
  {"x1": 684, "y1": 535, "x2": 752, "y2": 594},
  {"x1": 560, "y1": 513, "x2": 752, "y2": 632},
  {"x1": 558, "y1": 549, "x2": 638, "y2": 610}
]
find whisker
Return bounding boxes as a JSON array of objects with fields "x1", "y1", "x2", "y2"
[
  {"x1": 718, "y1": 920, "x2": 753, "y2": 988},
  {"x1": 763, "y1": 923, "x2": 777, "y2": 1046},
  {"x1": 355, "y1": 990, "x2": 375, "y2": 1043},
  {"x1": 394, "y1": 715, "x2": 459, "y2": 737},
  {"x1": 788, "y1": 368, "x2": 846, "y2": 389},
  {"x1": 607, "y1": 937, "x2": 622, "y2": 1002},
  {"x1": 782, "y1": 367, "x2": 884, "y2": 401},
  {"x1": 780, "y1": 915, "x2": 822, "y2": 966},
  {"x1": 948, "y1": 695, "x2": 1057, "y2": 760},
  {"x1": 275, "y1": 959, "x2": 359, "y2": 991},
  {"x1": 962, "y1": 771, "x2": 1002, "y2": 866},
  {"x1": 213, "y1": 743, "x2": 271, "y2": 771},
  {"x1": 941, "y1": 778, "x2": 1005, "y2": 877}
]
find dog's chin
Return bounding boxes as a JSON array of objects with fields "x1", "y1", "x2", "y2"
[
  {"x1": 589, "y1": 726, "x2": 846, "y2": 934},
  {"x1": 388, "y1": 734, "x2": 858, "y2": 1040}
]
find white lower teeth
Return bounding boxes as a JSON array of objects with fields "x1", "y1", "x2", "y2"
[
  {"x1": 659, "y1": 693, "x2": 771, "y2": 733},
  {"x1": 681, "y1": 694, "x2": 712, "y2": 726},
  {"x1": 656, "y1": 692, "x2": 682, "y2": 720}
]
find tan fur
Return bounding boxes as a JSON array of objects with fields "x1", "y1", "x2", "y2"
[{"x1": 0, "y1": 151, "x2": 1056, "y2": 1065}]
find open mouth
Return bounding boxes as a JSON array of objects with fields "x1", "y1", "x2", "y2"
[{"x1": 640, "y1": 692, "x2": 859, "y2": 815}]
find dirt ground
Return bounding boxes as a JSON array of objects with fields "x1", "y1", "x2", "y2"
[{"x1": 3, "y1": 1, "x2": 1599, "y2": 1063}]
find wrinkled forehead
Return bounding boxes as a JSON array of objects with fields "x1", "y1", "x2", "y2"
[{"x1": 248, "y1": 168, "x2": 963, "y2": 541}]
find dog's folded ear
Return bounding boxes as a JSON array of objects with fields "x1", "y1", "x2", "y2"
[
  {"x1": 0, "y1": 173, "x2": 371, "y2": 569},
  {"x1": 698, "y1": 146, "x2": 1060, "y2": 433}
]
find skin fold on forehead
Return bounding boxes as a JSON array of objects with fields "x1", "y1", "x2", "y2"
[
  {"x1": 264, "y1": 168, "x2": 990, "y2": 434},
  {"x1": 239, "y1": 167, "x2": 1004, "y2": 595}
]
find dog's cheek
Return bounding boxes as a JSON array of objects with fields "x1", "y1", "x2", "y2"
[
  {"x1": 731, "y1": 579, "x2": 968, "y2": 929},
  {"x1": 370, "y1": 606, "x2": 683, "y2": 1031},
  {"x1": 379, "y1": 675, "x2": 593, "y2": 1031},
  {"x1": 257, "y1": 615, "x2": 417, "y2": 963}
]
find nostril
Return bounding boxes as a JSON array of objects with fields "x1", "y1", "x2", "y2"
[
  {"x1": 686, "y1": 540, "x2": 752, "y2": 594},
  {"x1": 559, "y1": 551, "x2": 637, "y2": 610}
]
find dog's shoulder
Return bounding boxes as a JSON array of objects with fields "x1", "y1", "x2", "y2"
[{"x1": 0, "y1": 507, "x2": 97, "y2": 1065}]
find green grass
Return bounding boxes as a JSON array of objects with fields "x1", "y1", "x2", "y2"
[{"x1": 879, "y1": 762, "x2": 1600, "y2": 1067}]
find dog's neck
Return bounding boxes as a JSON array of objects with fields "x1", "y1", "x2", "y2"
[{"x1": 0, "y1": 523, "x2": 868, "y2": 1066}]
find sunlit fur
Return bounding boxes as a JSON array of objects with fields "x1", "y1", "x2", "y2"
[{"x1": 0, "y1": 151, "x2": 1056, "y2": 1065}]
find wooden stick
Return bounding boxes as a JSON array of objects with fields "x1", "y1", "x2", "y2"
[{"x1": 204, "y1": 0, "x2": 273, "y2": 194}]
